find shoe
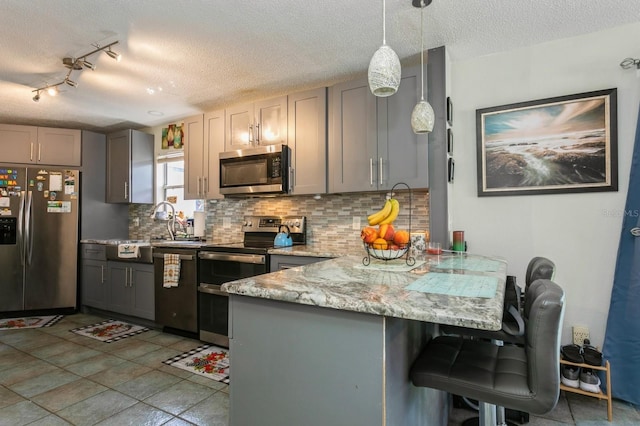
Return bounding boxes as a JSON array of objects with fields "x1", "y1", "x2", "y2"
[
  {"x1": 561, "y1": 364, "x2": 580, "y2": 388},
  {"x1": 579, "y1": 368, "x2": 601, "y2": 393},
  {"x1": 582, "y1": 339, "x2": 603, "y2": 366},
  {"x1": 561, "y1": 344, "x2": 584, "y2": 363}
]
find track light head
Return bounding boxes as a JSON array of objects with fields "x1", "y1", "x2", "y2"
[
  {"x1": 65, "y1": 78, "x2": 78, "y2": 88},
  {"x1": 32, "y1": 92, "x2": 40, "y2": 102},
  {"x1": 81, "y1": 58, "x2": 95, "y2": 70},
  {"x1": 105, "y1": 47, "x2": 121, "y2": 62}
]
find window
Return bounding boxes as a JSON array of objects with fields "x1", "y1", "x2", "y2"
[{"x1": 156, "y1": 154, "x2": 202, "y2": 218}]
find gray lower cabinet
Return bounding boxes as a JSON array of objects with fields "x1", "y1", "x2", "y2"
[
  {"x1": 328, "y1": 64, "x2": 429, "y2": 192},
  {"x1": 80, "y1": 244, "x2": 107, "y2": 310},
  {"x1": 270, "y1": 254, "x2": 330, "y2": 271},
  {"x1": 106, "y1": 261, "x2": 155, "y2": 320}
]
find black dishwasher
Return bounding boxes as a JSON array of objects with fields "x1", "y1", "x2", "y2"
[{"x1": 153, "y1": 247, "x2": 198, "y2": 334}]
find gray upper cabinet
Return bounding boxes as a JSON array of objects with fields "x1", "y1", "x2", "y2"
[
  {"x1": 328, "y1": 65, "x2": 428, "y2": 193},
  {"x1": 106, "y1": 129, "x2": 154, "y2": 204},
  {"x1": 0, "y1": 124, "x2": 81, "y2": 166},
  {"x1": 184, "y1": 111, "x2": 224, "y2": 200},
  {"x1": 288, "y1": 88, "x2": 327, "y2": 195},
  {"x1": 225, "y1": 95, "x2": 287, "y2": 150}
]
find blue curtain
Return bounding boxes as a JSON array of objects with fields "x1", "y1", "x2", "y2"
[{"x1": 603, "y1": 104, "x2": 640, "y2": 407}]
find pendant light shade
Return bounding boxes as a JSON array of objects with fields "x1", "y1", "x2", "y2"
[
  {"x1": 411, "y1": 100, "x2": 435, "y2": 133},
  {"x1": 411, "y1": 0, "x2": 435, "y2": 134},
  {"x1": 368, "y1": 0, "x2": 401, "y2": 97}
]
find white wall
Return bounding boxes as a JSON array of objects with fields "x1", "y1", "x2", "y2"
[{"x1": 450, "y1": 22, "x2": 640, "y2": 347}]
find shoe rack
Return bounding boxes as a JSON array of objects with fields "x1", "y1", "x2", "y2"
[{"x1": 559, "y1": 359, "x2": 612, "y2": 422}]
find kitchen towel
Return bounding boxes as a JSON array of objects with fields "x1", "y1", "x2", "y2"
[
  {"x1": 118, "y1": 243, "x2": 140, "y2": 259},
  {"x1": 163, "y1": 253, "x2": 181, "y2": 288},
  {"x1": 193, "y1": 211, "x2": 206, "y2": 238}
]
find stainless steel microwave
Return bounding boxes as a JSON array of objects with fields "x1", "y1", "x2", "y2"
[{"x1": 219, "y1": 144, "x2": 291, "y2": 195}]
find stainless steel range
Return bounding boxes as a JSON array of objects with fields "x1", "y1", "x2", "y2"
[{"x1": 198, "y1": 215, "x2": 306, "y2": 346}]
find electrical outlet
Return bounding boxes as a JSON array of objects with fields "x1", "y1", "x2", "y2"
[
  {"x1": 352, "y1": 216, "x2": 361, "y2": 230},
  {"x1": 572, "y1": 325, "x2": 590, "y2": 345},
  {"x1": 132, "y1": 217, "x2": 140, "y2": 227}
]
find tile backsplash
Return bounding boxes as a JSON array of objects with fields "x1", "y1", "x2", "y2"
[{"x1": 129, "y1": 190, "x2": 428, "y2": 251}]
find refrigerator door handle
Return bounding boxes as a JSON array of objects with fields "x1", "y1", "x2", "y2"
[
  {"x1": 17, "y1": 191, "x2": 26, "y2": 266},
  {"x1": 25, "y1": 191, "x2": 34, "y2": 265}
]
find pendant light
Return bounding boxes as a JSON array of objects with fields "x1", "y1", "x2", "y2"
[
  {"x1": 410, "y1": 0, "x2": 435, "y2": 134},
  {"x1": 368, "y1": 0, "x2": 401, "y2": 97}
]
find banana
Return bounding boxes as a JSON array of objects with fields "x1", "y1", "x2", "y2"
[
  {"x1": 367, "y1": 199, "x2": 392, "y2": 226},
  {"x1": 379, "y1": 198, "x2": 400, "y2": 225}
]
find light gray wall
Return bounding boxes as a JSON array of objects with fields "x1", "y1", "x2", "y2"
[{"x1": 449, "y1": 22, "x2": 640, "y2": 347}]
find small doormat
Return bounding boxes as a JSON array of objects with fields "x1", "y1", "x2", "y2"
[
  {"x1": 70, "y1": 319, "x2": 149, "y2": 343},
  {"x1": 163, "y1": 344, "x2": 230, "y2": 384},
  {"x1": 0, "y1": 315, "x2": 64, "y2": 330}
]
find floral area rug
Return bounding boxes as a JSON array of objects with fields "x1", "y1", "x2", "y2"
[
  {"x1": 0, "y1": 315, "x2": 64, "y2": 330},
  {"x1": 69, "y1": 319, "x2": 149, "y2": 343},
  {"x1": 163, "y1": 344, "x2": 230, "y2": 384}
]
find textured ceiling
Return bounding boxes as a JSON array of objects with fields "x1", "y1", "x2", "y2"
[{"x1": 0, "y1": 0, "x2": 638, "y2": 133}]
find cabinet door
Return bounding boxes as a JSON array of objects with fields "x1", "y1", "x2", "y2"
[
  {"x1": 0, "y1": 124, "x2": 37, "y2": 164},
  {"x1": 37, "y1": 127, "x2": 82, "y2": 166},
  {"x1": 130, "y1": 130, "x2": 154, "y2": 204},
  {"x1": 226, "y1": 103, "x2": 253, "y2": 150},
  {"x1": 204, "y1": 110, "x2": 225, "y2": 199},
  {"x1": 81, "y1": 259, "x2": 107, "y2": 310},
  {"x1": 377, "y1": 65, "x2": 429, "y2": 190},
  {"x1": 183, "y1": 114, "x2": 205, "y2": 200},
  {"x1": 328, "y1": 78, "x2": 377, "y2": 193},
  {"x1": 288, "y1": 88, "x2": 327, "y2": 195},
  {"x1": 254, "y1": 96, "x2": 287, "y2": 146},
  {"x1": 130, "y1": 264, "x2": 155, "y2": 320},
  {"x1": 107, "y1": 262, "x2": 131, "y2": 315},
  {"x1": 106, "y1": 130, "x2": 131, "y2": 203}
]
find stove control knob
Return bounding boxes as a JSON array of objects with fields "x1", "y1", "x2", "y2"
[{"x1": 295, "y1": 221, "x2": 300, "y2": 227}]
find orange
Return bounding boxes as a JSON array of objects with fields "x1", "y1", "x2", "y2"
[
  {"x1": 371, "y1": 238, "x2": 388, "y2": 250},
  {"x1": 393, "y1": 230, "x2": 410, "y2": 246}
]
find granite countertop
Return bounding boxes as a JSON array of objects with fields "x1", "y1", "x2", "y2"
[
  {"x1": 80, "y1": 239, "x2": 209, "y2": 248},
  {"x1": 222, "y1": 253, "x2": 507, "y2": 330},
  {"x1": 268, "y1": 243, "x2": 360, "y2": 258}
]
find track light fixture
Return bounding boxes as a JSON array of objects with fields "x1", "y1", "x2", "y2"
[{"x1": 30, "y1": 40, "x2": 120, "y2": 102}]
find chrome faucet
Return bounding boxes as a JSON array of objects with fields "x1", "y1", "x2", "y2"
[{"x1": 150, "y1": 201, "x2": 176, "y2": 240}]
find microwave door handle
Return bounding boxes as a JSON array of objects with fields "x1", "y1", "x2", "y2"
[{"x1": 289, "y1": 167, "x2": 294, "y2": 193}]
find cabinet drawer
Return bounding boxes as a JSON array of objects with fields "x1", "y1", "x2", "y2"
[{"x1": 81, "y1": 244, "x2": 106, "y2": 260}]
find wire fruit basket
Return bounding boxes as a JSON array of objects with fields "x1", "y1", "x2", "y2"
[{"x1": 363, "y1": 182, "x2": 415, "y2": 266}]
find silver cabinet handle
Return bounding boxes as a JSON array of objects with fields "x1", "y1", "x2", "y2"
[
  {"x1": 124, "y1": 267, "x2": 128, "y2": 287},
  {"x1": 369, "y1": 158, "x2": 373, "y2": 186},
  {"x1": 124, "y1": 182, "x2": 128, "y2": 200},
  {"x1": 101, "y1": 265, "x2": 104, "y2": 284},
  {"x1": 197, "y1": 176, "x2": 202, "y2": 197},
  {"x1": 631, "y1": 227, "x2": 640, "y2": 237},
  {"x1": 256, "y1": 123, "x2": 260, "y2": 144},
  {"x1": 379, "y1": 157, "x2": 383, "y2": 186},
  {"x1": 30, "y1": 142, "x2": 34, "y2": 161},
  {"x1": 289, "y1": 167, "x2": 294, "y2": 193},
  {"x1": 248, "y1": 124, "x2": 254, "y2": 144},
  {"x1": 38, "y1": 143, "x2": 42, "y2": 162},
  {"x1": 129, "y1": 268, "x2": 134, "y2": 287},
  {"x1": 203, "y1": 176, "x2": 208, "y2": 195}
]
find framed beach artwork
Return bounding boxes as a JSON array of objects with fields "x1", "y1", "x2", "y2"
[{"x1": 476, "y1": 88, "x2": 618, "y2": 196}]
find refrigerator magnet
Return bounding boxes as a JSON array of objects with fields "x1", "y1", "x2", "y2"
[
  {"x1": 43, "y1": 190, "x2": 49, "y2": 198},
  {"x1": 37, "y1": 182, "x2": 43, "y2": 191}
]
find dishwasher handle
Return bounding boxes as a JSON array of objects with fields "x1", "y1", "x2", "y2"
[
  {"x1": 198, "y1": 252, "x2": 265, "y2": 264},
  {"x1": 153, "y1": 253, "x2": 194, "y2": 261}
]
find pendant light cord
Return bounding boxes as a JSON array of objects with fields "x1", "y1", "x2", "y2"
[
  {"x1": 382, "y1": 0, "x2": 387, "y2": 45},
  {"x1": 420, "y1": 0, "x2": 425, "y2": 101}
]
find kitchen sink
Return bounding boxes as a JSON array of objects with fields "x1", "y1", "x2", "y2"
[{"x1": 105, "y1": 241, "x2": 153, "y2": 263}]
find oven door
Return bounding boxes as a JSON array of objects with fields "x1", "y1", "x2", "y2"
[{"x1": 198, "y1": 251, "x2": 268, "y2": 347}]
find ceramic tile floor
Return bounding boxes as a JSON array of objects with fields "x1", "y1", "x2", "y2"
[
  {"x1": 0, "y1": 313, "x2": 228, "y2": 426},
  {"x1": 2, "y1": 313, "x2": 639, "y2": 426},
  {"x1": 447, "y1": 390, "x2": 640, "y2": 426}
]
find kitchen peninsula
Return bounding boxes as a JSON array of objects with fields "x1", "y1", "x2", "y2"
[{"x1": 222, "y1": 252, "x2": 507, "y2": 426}]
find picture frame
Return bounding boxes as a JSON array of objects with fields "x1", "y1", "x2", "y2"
[
  {"x1": 446, "y1": 97, "x2": 453, "y2": 125},
  {"x1": 476, "y1": 88, "x2": 618, "y2": 197},
  {"x1": 447, "y1": 128, "x2": 453, "y2": 154}
]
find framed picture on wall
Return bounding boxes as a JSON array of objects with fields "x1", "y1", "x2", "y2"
[{"x1": 476, "y1": 88, "x2": 618, "y2": 196}]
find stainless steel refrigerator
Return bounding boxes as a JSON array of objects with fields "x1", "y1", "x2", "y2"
[{"x1": 0, "y1": 166, "x2": 79, "y2": 313}]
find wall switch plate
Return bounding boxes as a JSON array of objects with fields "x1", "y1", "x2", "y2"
[
  {"x1": 572, "y1": 325, "x2": 590, "y2": 345},
  {"x1": 223, "y1": 217, "x2": 231, "y2": 227},
  {"x1": 352, "y1": 216, "x2": 361, "y2": 230},
  {"x1": 132, "y1": 217, "x2": 140, "y2": 227}
]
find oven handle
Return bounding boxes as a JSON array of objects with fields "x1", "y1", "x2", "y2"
[
  {"x1": 198, "y1": 252, "x2": 265, "y2": 264},
  {"x1": 153, "y1": 253, "x2": 194, "y2": 261},
  {"x1": 198, "y1": 283, "x2": 229, "y2": 297}
]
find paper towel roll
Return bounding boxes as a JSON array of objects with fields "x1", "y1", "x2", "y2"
[{"x1": 193, "y1": 211, "x2": 206, "y2": 238}]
